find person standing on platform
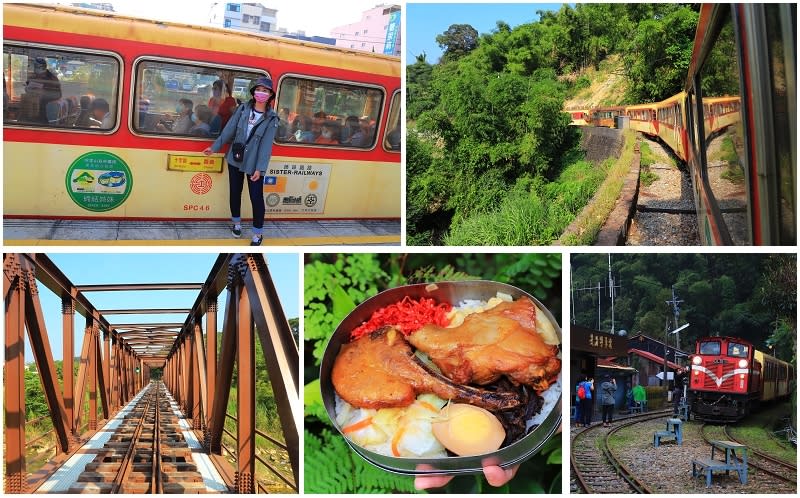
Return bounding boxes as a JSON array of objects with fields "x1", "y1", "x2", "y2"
[
  {"x1": 600, "y1": 375, "x2": 617, "y2": 427},
  {"x1": 203, "y1": 76, "x2": 279, "y2": 246}
]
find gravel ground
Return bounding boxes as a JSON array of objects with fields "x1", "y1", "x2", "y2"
[
  {"x1": 626, "y1": 138, "x2": 700, "y2": 245},
  {"x1": 612, "y1": 419, "x2": 797, "y2": 494}
]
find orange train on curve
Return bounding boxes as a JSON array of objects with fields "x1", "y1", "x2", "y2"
[
  {"x1": 568, "y1": 4, "x2": 796, "y2": 246},
  {"x1": 687, "y1": 336, "x2": 793, "y2": 422}
]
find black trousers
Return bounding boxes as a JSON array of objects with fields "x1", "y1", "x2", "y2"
[
  {"x1": 228, "y1": 166, "x2": 265, "y2": 230},
  {"x1": 602, "y1": 404, "x2": 614, "y2": 423},
  {"x1": 579, "y1": 398, "x2": 593, "y2": 426}
]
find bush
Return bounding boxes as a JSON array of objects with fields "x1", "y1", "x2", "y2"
[
  {"x1": 444, "y1": 160, "x2": 605, "y2": 246},
  {"x1": 574, "y1": 75, "x2": 591, "y2": 91}
]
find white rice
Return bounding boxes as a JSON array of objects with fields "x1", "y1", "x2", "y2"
[{"x1": 529, "y1": 369, "x2": 562, "y2": 428}]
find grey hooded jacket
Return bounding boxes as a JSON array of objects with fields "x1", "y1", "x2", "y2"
[
  {"x1": 600, "y1": 380, "x2": 616, "y2": 406},
  {"x1": 209, "y1": 102, "x2": 279, "y2": 175}
]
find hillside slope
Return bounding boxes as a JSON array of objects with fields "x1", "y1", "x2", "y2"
[{"x1": 563, "y1": 54, "x2": 629, "y2": 110}]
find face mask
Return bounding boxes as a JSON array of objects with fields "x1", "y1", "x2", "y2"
[
  {"x1": 176, "y1": 104, "x2": 184, "y2": 114},
  {"x1": 321, "y1": 130, "x2": 332, "y2": 139},
  {"x1": 253, "y1": 91, "x2": 270, "y2": 103},
  {"x1": 294, "y1": 129, "x2": 303, "y2": 141},
  {"x1": 213, "y1": 89, "x2": 221, "y2": 98}
]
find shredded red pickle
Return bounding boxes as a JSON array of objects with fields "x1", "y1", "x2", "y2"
[{"x1": 350, "y1": 296, "x2": 452, "y2": 340}]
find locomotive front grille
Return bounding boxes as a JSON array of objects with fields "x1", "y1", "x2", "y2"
[{"x1": 700, "y1": 362, "x2": 736, "y2": 390}]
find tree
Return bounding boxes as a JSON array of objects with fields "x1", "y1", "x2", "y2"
[
  {"x1": 436, "y1": 24, "x2": 479, "y2": 62},
  {"x1": 406, "y1": 54, "x2": 435, "y2": 120},
  {"x1": 759, "y1": 254, "x2": 797, "y2": 328},
  {"x1": 623, "y1": 5, "x2": 699, "y2": 102}
]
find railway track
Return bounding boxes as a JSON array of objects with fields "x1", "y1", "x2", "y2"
[
  {"x1": 68, "y1": 381, "x2": 209, "y2": 494},
  {"x1": 722, "y1": 425, "x2": 797, "y2": 485},
  {"x1": 571, "y1": 410, "x2": 671, "y2": 493},
  {"x1": 625, "y1": 137, "x2": 700, "y2": 246},
  {"x1": 700, "y1": 423, "x2": 797, "y2": 487}
]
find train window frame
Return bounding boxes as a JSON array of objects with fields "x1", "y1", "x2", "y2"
[
  {"x1": 686, "y1": 91, "x2": 698, "y2": 155},
  {"x1": 130, "y1": 57, "x2": 268, "y2": 140},
  {"x1": 698, "y1": 341, "x2": 721, "y2": 355},
  {"x1": 3, "y1": 42, "x2": 123, "y2": 134},
  {"x1": 727, "y1": 342, "x2": 748, "y2": 358},
  {"x1": 382, "y1": 89, "x2": 400, "y2": 153},
  {"x1": 694, "y1": 4, "x2": 747, "y2": 245},
  {"x1": 274, "y1": 73, "x2": 386, "y2": 151}
]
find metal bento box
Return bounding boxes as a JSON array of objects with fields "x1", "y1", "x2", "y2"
[{"x1": 319, "y1": 280, "x2": 562, "y2": 475}]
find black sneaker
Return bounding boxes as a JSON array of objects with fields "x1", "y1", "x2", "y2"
[
  {"x1": 231, "y1": 225, "x2": 242, "y2": 238},
  {"x1": 250, "y1": 235, "x2": 263, "y2": 246}
]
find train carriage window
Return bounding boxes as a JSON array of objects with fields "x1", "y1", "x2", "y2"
[
  {"x1": 727, "y1": 342, "x2": 748, "y2": 358},
  {"x1": 3, "y1": 45, "x2": 120, "y2": 130},
  {"x1": 133, "y1": 60, "x2": 265, "y2": 139},
  {"x1": 698, "y1": 7, "x2": 748, "y2": 244},
  {"x1": 699, "y1": 341, "x2": 721, "y2": 355},
  {"x1": 275, "y1": 75, "x2": 384, "y2": 149},
  {"x1": 383, "y1": 90, "x2": 400, "y2": 152}
]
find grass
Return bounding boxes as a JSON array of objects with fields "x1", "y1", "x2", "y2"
[
  {"x1": 564, "y1": 54, "x2": 629, "y2": 109},
  {"x1": 558, "y1": 129, "x2": 639, "y2": 245},
  {"x1": 606, "y1": 426, "x2": 640, "y2": 452},
  {"x1": 640, "y1": 166, "x2": 659, "y2": 187},
  {"x1": 727, "y1": 402, "x2": 796, "y2": 463},
  {"x1": 443, "y1": 158, "x2": 607, "y2": 246},
  {"x1": 223, "y1": 388, "x2": 295, "y2": 493}
]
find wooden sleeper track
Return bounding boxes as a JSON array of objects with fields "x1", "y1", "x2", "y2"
[{"x1": 68, "y1": 381, "x2": 209, "y2": 494}]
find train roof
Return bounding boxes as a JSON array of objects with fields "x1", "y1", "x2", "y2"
[
  {"x1": 695, "y1": 335, "x2": 754, "y2": 346},
  {"x1": 702, "y1": 95, "x2": 741, "y2": 104},
  {"x1": 591, "y1": 105, "x2": 626, "y2": 111},
  {"x1": 625, "y1": 102, "x2": 657, "y2": 111},
  {"x1": 3, "y1": 3, "x2": 400, "y2": 77},
  {"x1": 652, "y1": 91, "x2": 686, "y2": 107}
]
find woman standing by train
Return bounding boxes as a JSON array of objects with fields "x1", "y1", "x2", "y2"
[{"x1": 203, "y1": 76, "x2": 279, "y2": 246}]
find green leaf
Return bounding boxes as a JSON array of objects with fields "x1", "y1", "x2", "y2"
[
  {"x1": 304, "y1": 430, "x2": 419, "y2": 493},
  {"x1": 546, "y1": 447, "x2": 562, "y2": 465},
  {"x1": 330, "y1": 282, "x2": 357, "y2": 322}
]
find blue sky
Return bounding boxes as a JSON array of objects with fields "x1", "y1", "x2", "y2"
[
  {"x1": 406, "y1": 2, "x2": 565, "y2": 65},
  {"x1": 82, "y1": 1, "x2": 382, "y2": 38},
  {"x1": 27, "y1": 253, "x2": 299, "y2": 362}
]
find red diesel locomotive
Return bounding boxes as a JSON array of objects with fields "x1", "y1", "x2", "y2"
[{"x1": 688, "y1": 336, "x2": 793, "y2": 421}]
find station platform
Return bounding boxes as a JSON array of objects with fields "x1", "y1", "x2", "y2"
[
  {"x1": 3, "y1": 218, "x2": 401, "y2": 246},
  {"x1": 35, "y1": 385, "x2": 228, "y2": 494}
]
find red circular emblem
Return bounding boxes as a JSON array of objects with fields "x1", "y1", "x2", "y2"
[{"x1": 190, "y1": 173, "x2": 213, "y2": 195}]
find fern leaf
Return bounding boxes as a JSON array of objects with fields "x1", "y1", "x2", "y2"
[{"x1": 304, "y1": 429, "x2": 421, "y2": 494}]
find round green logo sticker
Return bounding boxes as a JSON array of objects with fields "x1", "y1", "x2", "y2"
[{"x1": 66, "y1": 151, "x2": 133, "y2": 212}]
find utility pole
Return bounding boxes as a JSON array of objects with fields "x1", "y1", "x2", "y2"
[
  {"x1": 570, "y1": 265, "x2": 576, "y2": 324},
  {"x1": 607, "y1": 254, "x2": 621, "y2": 334},
  {"x1": 666, "y1": 285, "x2": 683, "y2": 350}
]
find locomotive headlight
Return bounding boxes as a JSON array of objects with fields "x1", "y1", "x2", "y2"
[
  {"x1": 692, "y1": 356, "x2": 702, "y2": 365},
  {"x1": 738, "y1": 359, "x2": 748, "y2": 368}
]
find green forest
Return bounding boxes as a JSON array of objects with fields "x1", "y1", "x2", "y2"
[
  {"x1": 304, "y1": 253, "x2": 562, "y2": 493},
  {"x1": 407, "y1": 3, "x2": 701, "y2": 245},
  {"x1": 571, "y1": 254, "x2": 796, "y2": 364}
]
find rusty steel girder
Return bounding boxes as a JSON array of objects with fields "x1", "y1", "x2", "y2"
[{"x1": 4, "y1": 253, "x2": 299, "y2": 494}]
